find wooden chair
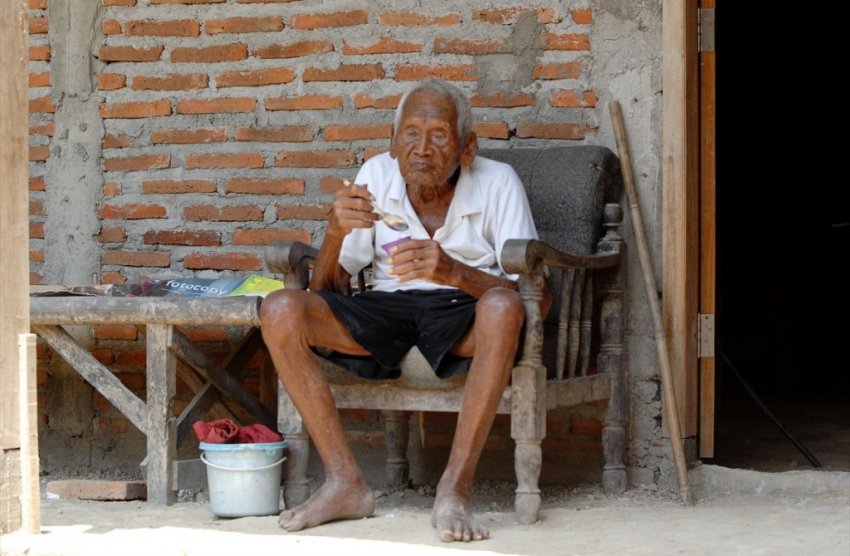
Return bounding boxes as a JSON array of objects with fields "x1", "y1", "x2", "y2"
[{"x1": 265, "y1": 146, "x2": 627, "y2": 524}]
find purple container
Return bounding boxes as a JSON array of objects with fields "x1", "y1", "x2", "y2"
[{"x1": 381, "y1": 236, "x2": 412, "y2": 255}]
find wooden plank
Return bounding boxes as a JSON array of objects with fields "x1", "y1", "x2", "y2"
[
  {"x1": 19, "y1": 334, "x2": 40, "y2": 533},
  {"x1": 259, "y1": 347, "x2": 278, "y2": 415},
  {"x1": 221, "y1": 328, "x2": 264, "y2": 375},
  {"x1": 145, "y1": 325, "x2": 176, "y2": 505},
  {"x1": 325, "y1": 372, "x2": 603, "y2": 418},
  {"x1": 174, "y1": 329, "x2": 265, "y2": 444},
  {"x1": 31, "y1": 325, "x2": 148, "y2": 434},
  {"x1": 662, "y1": 0, "x2": 700, "y2": 438},
  {"x1": 699, "y1": 0, "x2": 718, "y2": 458},
  {"x1": 174, "y1": 362, "x2": 237, "y2": 447},
  {"x1": 1, "y1": 0, "x2": 30, "y2": 453},
  {"x1": 170, "y1": 329, "x2": 276, "y2": 429},
  {"x1": 30, "y1": 296, "x2": 261, "y2": 326},
  {"x1": 176, "y1": 383, "x2": 221, "y2": 447},
  {"x1": 330, "y1": 384, "x2": 494, "y2": 413},
  {"x1": 545, "y1": 375, "x2": 611, "y2": 409}
]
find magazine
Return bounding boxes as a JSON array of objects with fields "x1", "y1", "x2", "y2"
[
  {"x1": 225, "y1": 275, "x2": 285, "y2": 298},
  {"x1": 142, "y1": 275, "x2": 284, "y2": 298},
  {"x1": 141, "y1": 278, "x2": 244, "y2": 297}
]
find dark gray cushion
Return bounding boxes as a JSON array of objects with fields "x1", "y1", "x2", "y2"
[
  {"x1": 480, "y1": 146, "x2": 623, "y2": 356},
  {"x1": 479, "y1": 146, "x2": 622, "y2": 256}
]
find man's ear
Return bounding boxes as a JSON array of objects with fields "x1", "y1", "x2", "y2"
[
  {"x1": 389, "y1": 129, "x2": 399, "y2": 159},
  {"x1": 459, "y1": 131, "x2": 478, "y2": 167}
]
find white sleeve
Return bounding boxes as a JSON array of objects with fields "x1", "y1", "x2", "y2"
[{"x1": 490, "y1": 165, "x2": 538, "y2": 277}]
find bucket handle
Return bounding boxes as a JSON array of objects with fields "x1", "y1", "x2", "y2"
[{"x1": 200, "y1": 452, "x2": 286, "y2": 472}]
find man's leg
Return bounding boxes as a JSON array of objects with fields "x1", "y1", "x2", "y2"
[
  {"x1": 259, "y1": 289, "x2": 376, "y2": 531},
  {"x1": 431, "y1": 287, "x2": 525, "y2": 542}
]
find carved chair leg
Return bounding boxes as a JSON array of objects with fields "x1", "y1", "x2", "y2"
[
  {"x1": 602, "y1": 418, "x2": 627, "y2": 494},
  {"x1": 511, "y1": 364, "x2": 546, "y2": 525},
  {"x1": 601, "y1": 342, "x2": 628, "y2": 494},
  {"x1": 383, "y1": 410, "x2": 411, "y2": 491},
  {"x1": 277, "y1": 379, "x2": 310, "y2": 509},
  {"x1": 512, "y1": 272, "x2": 547, "y2": 524},
  {"x1": 513, "y1": 440, "x2": 543, "y2": 524},
  {"x1": 597, "y1": 227, "x2": 628, "y2": 495}
]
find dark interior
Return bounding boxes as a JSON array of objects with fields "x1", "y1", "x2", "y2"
[{"x1": 710, "y1": 8, "x2": 850, "y2": 471}]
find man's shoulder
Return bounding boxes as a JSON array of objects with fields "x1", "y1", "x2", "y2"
[
  {"x1": 361, "y1": 151, "x2": 396, "y2": 172},
  {"x1": 470, "y1": 155, "x2": 520, "y2": 180},
  {"x1": 471, "y1": 154, "x2": 510, "y2": 170},
  {"x1": 469, "y1": 155, "x2": 523, "y2": 191},
  {"x1": 358, "y1": 152, "x2": 401, "y2": 197}
]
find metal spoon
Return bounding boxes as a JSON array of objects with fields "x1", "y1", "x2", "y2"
[{"x1": 343, "y1": 180, "x2": 409, "y2": 231}]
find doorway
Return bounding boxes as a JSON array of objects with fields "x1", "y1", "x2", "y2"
[{"x1": 708, "y1": 6, "x2": 850, "y2": 471}]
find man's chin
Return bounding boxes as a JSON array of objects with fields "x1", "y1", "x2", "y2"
[{"x1": 402, "y1": 170, "x2": 442, "y2": 188}]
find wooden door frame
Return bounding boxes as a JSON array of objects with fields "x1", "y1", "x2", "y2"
[
  {"x1": 1, "y1": 0, "x2": 31, "y2": 450},
  {"x1": 662, "y1": 0, "x2": 701, "y2": 441},
  {"x1": 698, "y1": 0, "x2": 717, "y2": 458},
  {"x1": 1, "y1": 0, "x2": 32, "y2": 533}
]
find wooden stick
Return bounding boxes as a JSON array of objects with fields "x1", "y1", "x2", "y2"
[
  {"x1": 19, "y1": 333, "x2": 41, "y2": 533},
  {"x1": 608, "y1": 101, "x2": 695, "y2": 505}
]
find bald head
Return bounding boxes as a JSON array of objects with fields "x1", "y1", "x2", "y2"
[{"x1": 393, "y1": 79, "x2": 473, "y2": 146}]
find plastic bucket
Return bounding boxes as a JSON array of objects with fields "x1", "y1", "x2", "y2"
[{"x1": 200, "y1": 440, "x2": 287, "y2": 518}]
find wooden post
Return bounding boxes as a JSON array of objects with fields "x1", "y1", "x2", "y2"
[
  {"x1": 19, "y1": 334, "x2": 40, "y2": 533},
  {"x1": 698, "y1": 0, "x2": 718, "y2": 458},
  {"x1": 662, "y1": 0, "x2": 700, "y2": 439},
  {"x1": 146, "y1": 325, "x2": 177, "y2": 505},
  {"x1": 0, "y1": 0, "x2": 31, "y2": 534}
]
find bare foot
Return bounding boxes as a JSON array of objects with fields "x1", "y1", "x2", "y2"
[
  {"x1": 430, "y1": 490, "x2": 489, "y2": 542},
  {"x1": 278, "y1": 478, "x2": 375, "y2": 531}
]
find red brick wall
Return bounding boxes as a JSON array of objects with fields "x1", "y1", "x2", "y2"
[
  {"x1": 29, "y1": 0, "x2": 604, "y2": 478},
  {"x1": 29, "y1": 1, "x2": 599, "y2": 284}
]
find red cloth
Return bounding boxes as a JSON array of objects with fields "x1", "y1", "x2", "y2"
[
  {"x1": 193, "y1": 419, "x2": 239, "y2": 444},
  {"x1": 237, "y1": 424, "x2": 283, "y2": 444},
  {"x1": 193, "y1": 419, "x2": 282, "y2": 444}
]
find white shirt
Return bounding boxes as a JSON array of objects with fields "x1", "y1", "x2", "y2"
[{"x1": 338, "y1": 152, "x2": 538, "y2": 292}]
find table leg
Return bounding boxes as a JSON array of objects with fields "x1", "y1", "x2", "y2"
[{"x1": 146, "y1": 324, "x2": 176, "y2": 505}]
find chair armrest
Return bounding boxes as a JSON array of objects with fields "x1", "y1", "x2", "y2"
[
  {"x1": 265, "y1": 241, "x2": 318, "y2": 290},
  {"x1": 502, "y1": 239, "x2": 621, "y2": 275}
]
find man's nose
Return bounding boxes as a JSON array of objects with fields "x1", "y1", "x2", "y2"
[{"x1": 414, "y1": 133, "x2": 433, "y2": 155}]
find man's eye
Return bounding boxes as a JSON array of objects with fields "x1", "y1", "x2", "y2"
[{"x1": 431, "y1": 132, "x2": 448, "y2": 144}]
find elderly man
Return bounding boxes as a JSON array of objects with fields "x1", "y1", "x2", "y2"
[{"x1": 260, "y1": 78, "x2": 546, "y2": 542}]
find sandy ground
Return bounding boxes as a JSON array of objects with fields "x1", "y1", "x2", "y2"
[{"x1": 2, "y1": 476, "x2": 849, "y2": 556}]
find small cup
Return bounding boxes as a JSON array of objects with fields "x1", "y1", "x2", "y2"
[{"x1": 381, "y1": 235, "x2": 411, "y2": 255}]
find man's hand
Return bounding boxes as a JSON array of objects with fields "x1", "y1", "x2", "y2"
[
  {"x1": 388, "y1": 239, "x2": 521, "y2": 298},
  {"x1": 386, "y1": 239, "x2": 460, "y2": 285},
  {"x1": 327, "y1": 181, "x2": 379, "y2": 239}
]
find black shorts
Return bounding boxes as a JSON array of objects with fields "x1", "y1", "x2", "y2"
[{"x1": 315, "y1": 288, "x2": 477, "y2": 380}]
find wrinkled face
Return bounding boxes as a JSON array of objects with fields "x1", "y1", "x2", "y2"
[{"x1": 390, "y1": 90, "x2": 473, "y2": 188}]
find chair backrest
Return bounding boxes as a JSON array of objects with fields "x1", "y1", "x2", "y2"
[
  {"x1": 479, "y1": 147, "x2": 623, "y2": 374},
  {"x1": 478, "y1": 146, "x2": 622, "y2": 256}
]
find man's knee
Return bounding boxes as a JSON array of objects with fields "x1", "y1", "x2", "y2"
[
  {"x1": 476, "y1": 288, "x2": 524, "y2": 330},
  {"x1": 259, "y1": 289, "x2": 311, "y2": 339}
]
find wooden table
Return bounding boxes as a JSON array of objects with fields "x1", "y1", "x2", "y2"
[{"x1": 29, "y1": 296, "x2": 277, "y2": 505}]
